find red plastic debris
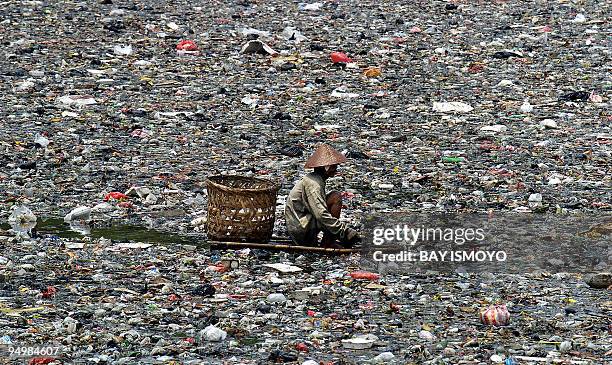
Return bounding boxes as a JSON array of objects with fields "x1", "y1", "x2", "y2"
[
  {"x1": 539, "y1": 25, "x2": 552, "y2": 33},
  {"x1": 210, "y1": 263, "x2": 228, "y2": 273},
  {"x1": 409, "y1": 26, "x2": 422, "y2": 33},
  {"x1": 228, "y1": 294, "x2": 247, "y2": 300},
  {"x1": 295, "y1": 342, "x2": 309, "y2": 353},
  {"x1": 468, "y1": 63, "x2": 485, "y2": 74},
  {"x1": 29, "y1": 358, "x2": 56, "y2": 365},
  {"x1": 130, "y1": 129, "x2": 150, "y2": 138},
  {"x1": 330, "y1": 52, "x2": 352, "y2": 63},
  {"x1": 176, "y1": 40, "x2": 198, "y2": 51},
  {"x1": 41, "y1": 286, "x2": 57, "y2": 298},
  {"x1": 349, "y1": 271, "x2": 380, "y2": 280},
  {"x1": 479, "y1": 304, "x2": 510, "y2": 326},
  {"x1": 359, "y1": 301, "x2": 375, "y2": 310},
  {"x1": 104, "y1": 192, "x2": 129, "y2": 201},
  {"x1": 488, "y1": 168, "x2": 514, "y2": 177},
  {"x1": 592, "y1": 202, "x2": 611, "y2": 208},
  {"x1": 168, "y1": 294, "x2": 180, "y2": 302},
  {"x1": 306, "y1": 310, "x2": 316, "y2": 317},
  {"x1": 117, "y1": 201, "x2": 134, "y2": 209},
  {"x1": 390, "y1": 302, "x2": 401, "y2": 313},
  {"x1": 340, "y1": 191, "x2": 355, "y2": 199}
]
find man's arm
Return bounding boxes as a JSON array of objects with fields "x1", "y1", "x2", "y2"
[{"x1": 304, "y1": 182, "x2": 349, "y2": 240}]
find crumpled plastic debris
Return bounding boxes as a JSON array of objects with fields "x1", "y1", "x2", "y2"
[
  {"x1": 363, "y1": 67, "x2": 382, "y2": 78},
  {"x1": 56, "y1": 95, "x2": 97, "y2": 107},
  {"x1": 104, "y1": 192, "x2": 129, "y2": 201},
  {"x1": 520, "y1": 99, "x2": 534, "y2": 113},
  {"x1": 432, "y1": 101, "x2": 474, "y2": 113},
  {"x1": 480, "y1": 125, "x2": 507, "y2": 133},
  {"x1": 113, "y1": 44, "x2": 132, "y2": 56},
  {"x1": 34, "y1": 134, "x2": 50, "y2": 148},
  {"x1": 64, "y1": 206, "x2": 91, "y2": 223},
  {"x1": 480, "y1": 304, "x2": 511, "y2": 326},
  {"x1": 200, "y1": 325, "x2": 227, "y2": 342},
  {"x1": 372, "y1": 352, "x2": 395, "y2": 363},
  {"x1": 263, "y1": 263, "x2": 303, "y2": 273},
  {"x1": 349, "y1": 271, "x2": 380, "y2": 280},
  {"x1": 341, "y1": 334, "x2": 378, "y2": 349},
  {"x1": 176, "y1": 40, "x2": 198, "y2": 51},
  {"x1": 330, "y1": 52, "x2": 352, "y2": 64},
  {"x1": 298, "y1": 2, "x2": 323, "y2": 11},
  {"x1": 241, "y1": 40, "x2": 277, "y2": 55},
  {"x1": 8, "y1": 206, "x2": 37, "y2": 234},
  {"x1": 282, "y1": 27, "x2": 307, "y2": 42}
]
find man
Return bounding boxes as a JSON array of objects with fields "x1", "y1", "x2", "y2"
[{"x1": 285, "y1": 144, "x2": 361, "y2": 248}]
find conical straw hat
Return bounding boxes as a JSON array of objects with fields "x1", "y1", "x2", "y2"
[{"x1": 304, "y1": 144, "x2": 347, "y2": 168}]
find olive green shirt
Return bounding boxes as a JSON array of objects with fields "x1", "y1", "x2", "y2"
[{"x1": 284, "y1": 172, "x2": 349, "y2": 245}]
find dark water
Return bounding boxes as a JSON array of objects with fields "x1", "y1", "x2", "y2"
[{"x1": 1, "y1": 217, "x2": 199, "y2": 246}]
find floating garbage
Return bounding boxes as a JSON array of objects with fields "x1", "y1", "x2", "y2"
[
  {"x1": 176, "y1": 40, "x2": 198, "y2": 51},
  {"x1": 241, "y1": 40, "x2": 277, "y2": 55},
  {"x1": 540, "y1": 119, "x2": 559, "y2": 129},
  {"x1": 56, "y1": 95, "x2": 97, "y2": 107},
  {"x1": 8, "y1": 206, "x2": 37, "y2": 234},
  {"x1": 372, "y1": 352, "x2": 395, "y2": 363},
  {"x1": 480, "y1": 125, "x2": 507, "y2": 133},
  {"x1": 200, "y1": 325, "x2": 227, "y2": 342},
  {"x1": 263, "y1": 263, "x2": 303, "y2": 273},
  {"x1": 330, "y1": 52, "x2": 352, "y2": 64},
  {"x1": 480, "y1": 305, "x2": 511, "y2": 326},
  {"x1": 64, "y1": 206, "x2": 91, "y2": 223},
  {"x1": 341, "y1": 334, "x2": 378, "y2": 350},
  {"x1": 267, "y1": 293, "x2": 287, "y2": 303},
  {"x1": 282, "y1": 27, "x2": 307, "y2": 42},
  {"x1": 113, "y1": 44, "x2": 132, "y2": 56},
  {"x1": 520, "y1": 99, "x2": 534, "y2": 113},
  {"x1": 34, "y1": 134, "x2": 50, "y2": 148},
  {"x1": 0, "y1": 0, "x2": 609, "y2": 363},
  {"x1": 432, "y1": 101, "x2": 474, "y2": 113}
]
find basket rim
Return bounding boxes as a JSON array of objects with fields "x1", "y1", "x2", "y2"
[{"x1": 205, "y1": 175, "x2": 279, "y2": 193}]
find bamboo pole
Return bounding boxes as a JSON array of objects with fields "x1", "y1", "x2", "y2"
[{"x1": 209, "y1": 240, "x2": 359, "y2": 255}]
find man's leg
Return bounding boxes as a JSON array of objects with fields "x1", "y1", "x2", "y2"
[{"x1": 321, "y1": 191, "x2": 342, "y2": 247}]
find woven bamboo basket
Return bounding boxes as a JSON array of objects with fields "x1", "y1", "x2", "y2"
[{"x1": 205, "y1": 175, "x2": 279, "y2": 243}]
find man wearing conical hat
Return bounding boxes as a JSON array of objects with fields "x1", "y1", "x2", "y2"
[{"x1": 285, "y1": 144, "x2": 361, "y2": 248}]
